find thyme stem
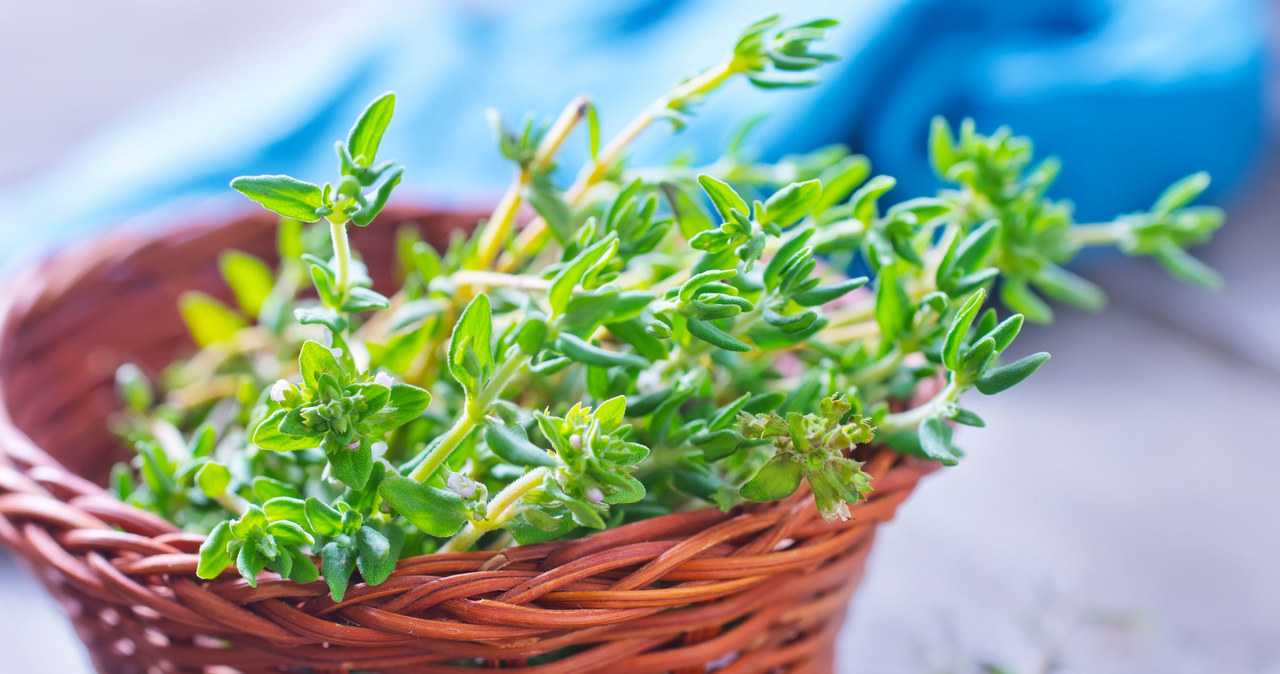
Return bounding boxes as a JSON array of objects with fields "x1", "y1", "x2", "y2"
[
  {"x1": 329, "y1": 220, "x2": 352, "y2": 306},
  {"x1": 879, "y1": 381, "x2": 961, "y2": 432},
  {"x1": 214, "y1": 492, "x2": 249, "y2": 516},
  {"x1": 501, "y1": 58, "x2": 743, "y2": 270},
  {"x1": 471, "y1": 97, "x2": 592, "y2": 269},
  {"x1": 1071, "y1": 221, "x2": 1128, "y2": 248},
  {"x1": 440, "y1": 467, "x2": 550, "y2": 552},
  {"x1": 450, "y1": 270, "x2": 552, "y2": 291},
  {"x1": 408, "y1": 354, "x2": 530, "y2": 483}
]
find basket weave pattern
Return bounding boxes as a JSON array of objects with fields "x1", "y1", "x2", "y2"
[{"x1": 0, "y1": 210, "x2": 937, "y2": 673}]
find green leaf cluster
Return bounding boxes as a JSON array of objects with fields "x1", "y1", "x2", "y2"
[
  {"x1": 252, "y1": 340, "x2": 430, "y2": 489},
  {"x1": 927, "y1": 117, "x2": 1223, "y2": 322},
  {"x1": 231, "y1": 92, "x2": 403, "y2": 228},
  {"x1": 738, "y1": 395, "x2": 873, "y2": 521}
]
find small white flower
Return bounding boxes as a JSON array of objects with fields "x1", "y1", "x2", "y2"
[
  {"x1": 371, "y1": 441, "x2": 388, "y2": 456},
  {"x1": 374, "y1": 372, "x2": 394, "y2": 388},
  {"x1": 269, "y1": 379, "x2": 291, "y2": 403},
  {"x1": 447, "y1": 472, "x2": 477, "y2": 499},
  {"x1": 569, "y1": 434, "x2": 582, "y2": 451},
  {"x1": 825, "y1": 502, "x2": 851, "y2": 521},
  {"x1": 586, "y1": 487, "x2": 604, "y2": 504},
  {"x1": 331, "y1": 347, "x2": 345, "y2": 359}
]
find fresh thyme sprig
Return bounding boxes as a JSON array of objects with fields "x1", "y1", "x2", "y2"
[{"x1": 109, "y1": 14, "x2": 1223, "y2": 604}]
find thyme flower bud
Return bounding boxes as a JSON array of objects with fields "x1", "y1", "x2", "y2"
[
  {"x1": 447, "y1": 472, "x2": 478, "y2": 499},
  {"x1": 269, "y1": 379, "x2": 291, "y2": 403}
]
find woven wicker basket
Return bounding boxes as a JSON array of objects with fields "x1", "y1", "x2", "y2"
[{"x1": 0, "y1": 208, "x2": 939, "y2": 673}]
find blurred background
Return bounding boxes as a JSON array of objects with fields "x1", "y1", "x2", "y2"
[{"x1": 0, "y1": 0, "x2": 1277, "y2": 672}]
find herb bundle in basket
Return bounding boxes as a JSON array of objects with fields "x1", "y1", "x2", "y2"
[{"x1": 78, "y1": 13, "x2": 1224, "y2": 670}]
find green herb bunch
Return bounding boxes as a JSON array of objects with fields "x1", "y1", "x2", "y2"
[{"x1": 110, "y1": 15, "x2": 1223, "y2": 602}]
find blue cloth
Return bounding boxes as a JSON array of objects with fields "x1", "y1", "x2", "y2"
[{"x1": 0, "y1": 0, "x2": 1265, "y2": 264}]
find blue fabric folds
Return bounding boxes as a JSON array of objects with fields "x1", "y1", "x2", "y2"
[{"x1": 0, "y1": 0, "x2": 1264, "y2": 262}]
